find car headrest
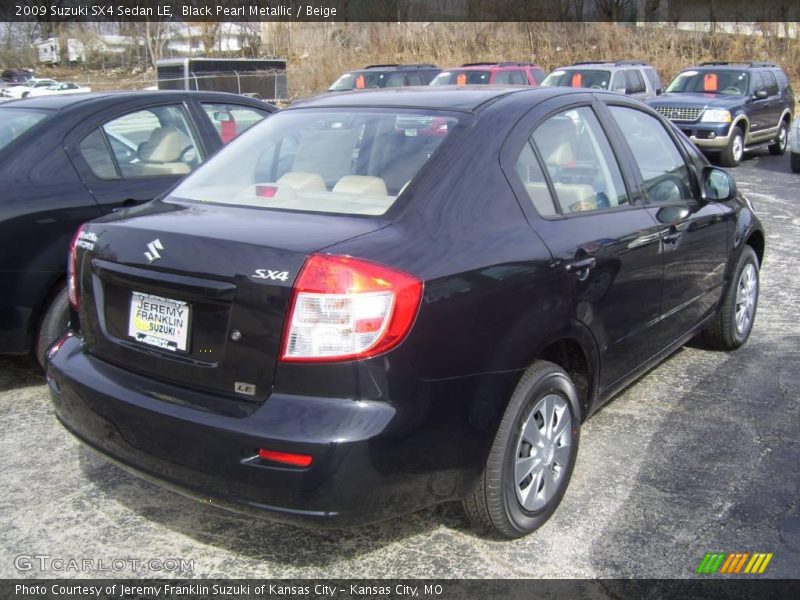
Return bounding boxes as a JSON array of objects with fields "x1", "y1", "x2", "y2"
[
  {"x1": 333, "y1": 175, "x2": 388, "y2": 196},
  {"x1": 138, "y1": 127, "x2": 185, "y2": 163},
  {"x1": 277, "y1": 171, "x2": 327, "y2": 191}
]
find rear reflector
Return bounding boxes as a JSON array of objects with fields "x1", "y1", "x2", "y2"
[
  {"x1": 258, "y1": 449, "x2": 313, "y2": 467},
  {"x1": 280, "y1": 254, "x2": 423, "y2": 363}
]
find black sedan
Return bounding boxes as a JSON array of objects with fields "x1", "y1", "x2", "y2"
[
  {"x1": 0, "y1": 91, "x2": 274, "y2": 364},
  {"x1": 46, "y1": 86, "x2": 764, "y2": 538}
]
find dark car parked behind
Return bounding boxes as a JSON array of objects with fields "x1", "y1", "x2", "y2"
[
  {"x1": 0, "y1": 91, "x2": 275, "y2": 365},
  {"x1": 48, "y1": 86, "x2": 763, "y2": 538},
  {"x1": 648, "y1": 61, "x2": 793, "y2": 167}
]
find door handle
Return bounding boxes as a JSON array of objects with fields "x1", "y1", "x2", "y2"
[{"x1": 565, "y1": 256, "x2": 597, "y2": 277}]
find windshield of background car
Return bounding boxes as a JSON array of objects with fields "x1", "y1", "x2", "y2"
[
  {"x1": 0, "y1": 108, "x2": 49, "y2": 151},
  {"x1": 430, "y1": 70, "x2": 491, "y2": 85},
  {"x1": 541, "y1": 69, "x2": 612, "y2": 89},
  {"x1": 171, "y1": 108, "x2": 467, "y2": 216},
  {"x1": 666, "y1": 70, "x2": 749, "y2": 95},
  {"x1": 329, "y1": 71, "x2": 404, "y2": 91}
]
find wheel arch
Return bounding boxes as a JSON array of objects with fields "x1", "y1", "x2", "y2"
[{"x1": 526, "y1": 324, "x2": 600, "y2": 422}]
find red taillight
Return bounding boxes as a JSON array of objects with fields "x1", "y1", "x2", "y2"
[
  {"x1": 280, "y1": 254, "x2": 423, "y2": 363},
  {"x1": 258, "y1": 449, "x2": 313, "y2": 468},
  {"x1": 67, "y1": 225, "x2": 86, "y2": 310}
]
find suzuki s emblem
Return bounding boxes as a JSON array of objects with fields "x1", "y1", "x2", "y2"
[{"x1": 144, "y1": 239, "x2": 164, "y2": 263}]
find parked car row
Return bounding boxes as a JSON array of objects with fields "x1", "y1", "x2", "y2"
[
  {"x1": 326, "y1": 59, "x2": 795, "y2": 169},
  {"x1": 1, "y1": 77, "x2": 91, "y2": 99}
]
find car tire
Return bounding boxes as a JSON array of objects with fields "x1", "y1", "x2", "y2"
[
  {"x1": 462, "y1": 361, "x2": 580, "y2": 539},
  {"x1": 768, "y1": 120, "x2": 788, "y2": 156},
  {"x1": 791, "y1": 152, "x2": 800, "y2": 173},
  {"x1": 703, "y1": 245, "x2": 759, "y2": 351},
  {"x1": 35, "y1": 286, "x2": 69, "y2": 367},
  {"x1": 719, "y1": 126, "x2": 744, "y2": 167}
]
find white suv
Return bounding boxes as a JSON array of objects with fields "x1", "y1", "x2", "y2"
[{"x1": 541, "y1": 60, "x2": 663, "y2": 101}]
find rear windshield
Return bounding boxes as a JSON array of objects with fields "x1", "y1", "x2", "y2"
[
  {"x1": 541, "y1": 69, "x2": 612, "y2": 90},
  {"x1": 172, "y1": 108, "x2": 467, "y2": 216},
  {"x1": 328, "y1": 71, "x2": 406, "y2": 91},
  {"x1": 666, "y1": 70, "x2": 749, "y2": 95},
  {"x1": 431, "y1": 70, "x2": 491, "y2": 85},
  {"x1": 0, "y1": 108, "x2": 49, "y2": 151}
]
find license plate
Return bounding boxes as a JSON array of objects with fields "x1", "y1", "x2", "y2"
[{"x1": 127, "y1": 292, "x2": 190, "y2": 352}]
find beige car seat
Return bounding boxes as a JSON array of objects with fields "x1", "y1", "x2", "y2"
[{"x1": 135, "y1": 127, "x2": 192, "y2": 176}]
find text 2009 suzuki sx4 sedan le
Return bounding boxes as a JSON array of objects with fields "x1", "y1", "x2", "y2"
[{"x1": 47, "y1": 86, "x2": 764, "y2": 538}]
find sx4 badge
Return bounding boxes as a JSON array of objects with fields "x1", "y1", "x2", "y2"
[{"x1": 252, "y1": 269, "x2": 290, "y2": 282}]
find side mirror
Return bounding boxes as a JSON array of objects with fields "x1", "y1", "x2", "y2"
[
  {"x1": 753, "y1": 89, "x2": 768, "y2": 100},
  {"x1": 656, "y1": 87, "x2": 664, "y2": 95},
  {"x1": 701, "y1": 166, "x2": 736, "y2": 202},
  {"x1": 613, "y1": 87, "x2": 627, "y2": 94}
]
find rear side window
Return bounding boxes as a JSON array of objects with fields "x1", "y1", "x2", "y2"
[
  {"x1": 514, "y1": 142, "x2": 557, "y2": 217},
  {"x1": 492, "y1": 71, "x2": 513, "y2": 85},
  {"x1": 509, "y1": 70, "x2": 529, "y2": 85},
  {"x1": 0, "y1": 108, "x2": 48, "y2": 151},
  {"x1": 79, "y1": 129, "x2": 118, "y2": 179},
  {"x1": 201, "y1": 103, "x2": 268, "y2": 144},
  {"x1": 530, "y1": 107, "x2": 628, "y2": 214},
  {"x1": 609, "y1": 106, "x2": 694, "y2": 204},
  {"x1": 172, "y1": 109, "x2": 467, "y2": 216}
]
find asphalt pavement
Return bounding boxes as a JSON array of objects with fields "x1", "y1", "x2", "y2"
[{"x1": 0, "y1": 148, "x2": 797, "y2": 579}]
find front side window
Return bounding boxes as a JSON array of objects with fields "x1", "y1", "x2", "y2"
[
  {"x1": 172, "y1": 109, "x2": 466, "y2": 216},
  {"x1": 202, "y1": 103, "x2": 268, "y2": 144},
  {"x1": 531, "y1": 107, "x2": 628, "y2": 214},
  {"x1": 625, "y1": 70, "x2": 646, "y2": 94},
  {"x1": 609, "y1": 106, "x2": 694, "y2": 204}
]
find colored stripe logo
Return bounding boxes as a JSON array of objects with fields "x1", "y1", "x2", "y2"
[{"x1": 696, "y1": 552, "x2": 773, "y2": 574}]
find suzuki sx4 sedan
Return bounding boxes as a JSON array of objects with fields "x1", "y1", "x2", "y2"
[{"x1": 48, "y1": 87, "x2": 764, "y2": 538}]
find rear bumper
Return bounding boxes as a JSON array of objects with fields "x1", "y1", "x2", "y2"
[{"x1": 47, "y1": 335, "x2": 467, "y2": 527}]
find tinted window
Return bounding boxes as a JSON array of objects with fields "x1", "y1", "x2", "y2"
[
  {"x1": 79, "y1": 129, "x2": 118, "y2": 179},
  {"x1": 751, "y1": 72, "x2": 764, "y2": 93},
  {"x1": 531, "y1": 107, "x2": 628, "y2": 214},
  {"x1": 609, "y1": 106, "x2": 693, "y2": 205},
  {"x1": 202, "y1": 103, "x2": 268, "y2": 144},
  {"x1": 762, "y1": 71, "x2": 779, "y2": 96},
  {"x1": 514, "y1": 142, "x2": 557, "y2": 217},
  {"x1": 173, "y1": 109, "x2": 467, "y2": 217},
  {"x1": 509, "y1": 70, "x2": 529, "y2": 85},
  {"x1": 532, "y1": 68, "x2": 546, "y2": 84},
  {"x1": 0, "y1": 108, "x2": 48, "y2": 151},
  {"x1": 101, "y1": 106, "x2": 202, "y2": 178},
  {"x1": 774, "y1": 69, "x2": 790, "y2": 91},
  {"x1": 625, "y1": 70, "x2": 646, "y2": 94},
  {"x1": 644, "y1": 67, "x2": 662, "y2": 92},
  {"x1": 493, "y1": 71, "x2": 512, "y2": 85}
]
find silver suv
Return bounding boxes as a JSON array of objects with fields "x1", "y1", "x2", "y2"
[{"x1": 541, "y1": 60, "x2": 663, "y2": 101}]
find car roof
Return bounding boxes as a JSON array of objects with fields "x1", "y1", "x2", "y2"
[
  {"x1": 0, "y1": 90, "x2": 267, "y2": 111},
  {"x1": 288, "y1": 85, "x2": 578, "y2": 112}
]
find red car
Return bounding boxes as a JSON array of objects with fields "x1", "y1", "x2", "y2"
[{"x1": 430, "y1": 62, "x2": 545, "y2": 86}]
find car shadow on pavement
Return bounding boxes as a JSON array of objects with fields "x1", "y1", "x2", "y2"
[
  {"x1": 586, "y1": 339, "x2": 799, "y2": 578},
  {"x1": 77, "y1": 446, "x2": 472, "y2": 567},
  {"x1": 0, "y1": 355, "x2": 44, "y2": 392}
]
